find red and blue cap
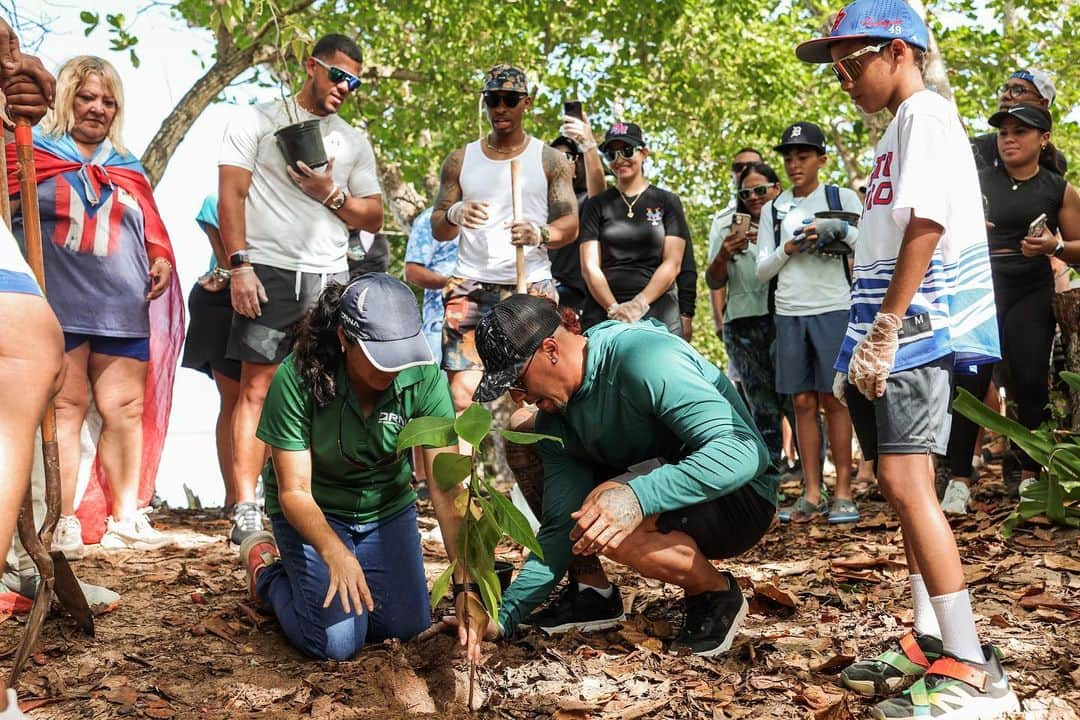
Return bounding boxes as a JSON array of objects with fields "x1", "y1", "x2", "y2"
[{"x1": 796, "y1": 0, "x2": 929, "y2": 64}]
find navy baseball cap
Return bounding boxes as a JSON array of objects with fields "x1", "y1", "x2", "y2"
[
  {"x1": 774, "y1": 122, "x2": 828, "y2": 154},
  {"x1": 339, "y1": 273, "x2": 434, "y2": 372},
  {"x1": 473, "y1": 295, "x2": 561, "y2": 402},
  {"x1": 796, "y1": 0, "x2": 929, "y2": 64}
]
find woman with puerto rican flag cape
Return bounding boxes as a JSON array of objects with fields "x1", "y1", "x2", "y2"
[{"x1": 5, "y1": 55, "x2": 183, "y2": 555}]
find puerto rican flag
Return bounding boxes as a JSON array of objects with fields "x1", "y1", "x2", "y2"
[{"x1": 50, "y1": 172, "x2": 131, "y2": 257}]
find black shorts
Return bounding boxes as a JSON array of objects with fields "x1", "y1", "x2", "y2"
[
  {"x1": 182, "y1": 282, "x2": 241, "y2": 382},
  {"x1": 226, "y1": 264, "x2": 348, "y2": 365},
  {"x1": 655, "y1": 482, "x2": 775, "y2": 560}
]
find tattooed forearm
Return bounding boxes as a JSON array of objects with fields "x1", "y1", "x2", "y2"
[
  {"x1": 598, "y1": 485, "x2": 643, "y2": 533},
  {"x1": 431, "y1": 148, "x2": 465, "y2": 240},
  {"x1": 544, "y1": 146, "x2": 578, "y2": 222}
]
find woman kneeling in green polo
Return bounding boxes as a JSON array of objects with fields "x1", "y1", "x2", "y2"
[{"x1": 240, "y1": 274, "x2": 469, "y2": 661}]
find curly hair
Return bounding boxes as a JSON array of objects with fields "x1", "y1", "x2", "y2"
[{"x1": 292, "y1": 281, "x2": 348, "y2": 407}]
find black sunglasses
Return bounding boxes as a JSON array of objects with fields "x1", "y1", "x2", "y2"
[
  {"x1": 562, "y1": 151, "x2": 580, "y2": 163},
  {"x1": 507, "y1": 350, "x2": 539, "y2": 395},
  {"x1": 483, "y1": 92, "x2": 525, "y2": 108},
  {"x1": 337, "y1": 401, "x2": 405, "y2": 472},
  {"x1": 738, "y1": 183, "x2": 775, "y2": 200},
  {"x1": 313, "y1": 57, "x2": 361, "y2": 92},
  {"x1": 603, "y1": 146, "x2": 638, "y2": 162},
  {"x1": 731, "y1": 161, "x2": 756, "y2": 174}
]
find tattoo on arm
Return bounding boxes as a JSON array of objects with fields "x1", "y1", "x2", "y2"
[
  {"x1": 433, "y1": 149, "x2": 465, "y2": 213},
  {"x1": 599, "y1": 485, "x2": 643, "y2": 531},
  {"x1": 543, "y1": 146, "x2": 577, "y2": 222}
]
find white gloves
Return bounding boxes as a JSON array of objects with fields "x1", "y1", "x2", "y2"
[
  {"x1": 848, "y1": 312, "x2": 902, "y2": 400},
  {"x1": 559, "y1": 116, "x2": 597, "y2": 152},
  {"x1": 832, "y1": 371, "x2": 848, "y2": 406},
  {"x1": 446, "y1": 201, "x2": 464, "y2": 226},
  {"x1": 608, "y1": 293, "x2": 650, "y2": 323}
]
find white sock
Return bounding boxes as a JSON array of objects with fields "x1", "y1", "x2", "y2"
[
  {"x1": 578, "y1": 581, "x2": 614, "y2": 598},
  {"x1": 910, "y1": 574, "x2": 941, "y2": 639},
  {"x1": 930, "y1": 589, "x2": 984, "y2": 663}
]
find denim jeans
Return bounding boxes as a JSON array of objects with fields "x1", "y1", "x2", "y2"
[{"x1": 257, "y1": 504, "x2": 431, "y2": 660}]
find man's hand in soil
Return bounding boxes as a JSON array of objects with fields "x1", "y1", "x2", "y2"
[
  {"x1": 570, "y1": 481, "x2": 643, "y2": 556},
  {"x1": 322, "y1": 548, "x2": 375, "y2": 615},
  {"x1": 230, "y1": 266, "x2": 269, "y2": 319},
  {"x1": 286, "y1": 158, "x2": 337, "y2": 204}
]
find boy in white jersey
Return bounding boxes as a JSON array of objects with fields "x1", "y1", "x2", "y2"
[{"x1": 798, "y1": 2, "x2": 1015, "y2": 719}]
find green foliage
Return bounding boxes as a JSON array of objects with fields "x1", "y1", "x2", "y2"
[
  {"x1": 953, "y1": 387, "x2": 1080, "y2": 536},
  {"x1": 399, "y1": 404, "x2": 556, "y2": 618}
]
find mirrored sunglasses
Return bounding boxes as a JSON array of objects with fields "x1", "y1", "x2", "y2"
[
  {"x1": 831, "y1": 43, "x2": 888, "y2": 84},
  {"x1": 738, "y1": 184, "x2": 775, "y2": 200},
  {"x1": 313, "y1": 57, "x2": 361, "y2": 92},
  {"x1": 603, "y1": 146, "x2": 637, "y2": 162}
]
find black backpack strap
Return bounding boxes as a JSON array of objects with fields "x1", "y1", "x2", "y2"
[{"x1": 824, "y1": 184, "x2": 853, "y2": 286}]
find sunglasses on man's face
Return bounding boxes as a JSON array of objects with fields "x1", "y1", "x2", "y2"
[
  {"x1": 507, "y1": 351, "x2": 538, "y2": 396},
  {"x1": 831, "y1": 43, "x2": 888, "y2": 84},
  {"x1": 483, "y1": 92, "x2": 525, "y2": 109},
  {"x1": 313, "y1": 57, "x2": 361, "y2": 92},
  {"x1": 738, "y1": 183, "x2": 775, "y2": 200},
  {"x1": 731, "y1": 160, "x2": 756, "y2": 174},
  {"x1": 603, "y1": 146, "x2": 638, "y2": 162},
  {"x1": 999, "y1": 83, "x2": 1038, "y2": 100}
]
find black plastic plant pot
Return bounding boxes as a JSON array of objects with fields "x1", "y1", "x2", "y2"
[
  {"x1": 813, "y1": 209, "x2": 861, "y2": 257},
  {"x1": 274, "y1": 119, "x2": 327, "y2": 172},
  {"x1": 494, "y1": 560, "x2": 514, "y2": 592}
]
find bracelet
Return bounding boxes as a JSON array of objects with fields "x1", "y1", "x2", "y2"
[
  {"x1": 579, "y1": 141, "x2": 598, "y2": 152},
  {"x1": 211, "y1": 266, "x2": 231, "y2": 281},
  {"x1": 451, "y1": 581, "x2": 482, "y2": 598},
  {"x1": 231, "y1": 265, "x2": 254, "y2": 275},
  {"x1": 152, "y1": 257, "x2": 172, "y2": 270},
  {"x1": 322, "y1": 185, "x2": 340, "y2": 206}
]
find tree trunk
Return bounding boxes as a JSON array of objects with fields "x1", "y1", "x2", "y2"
[{"x1": 1054, "y1": 289, "x2": 1080, "y2": 430}]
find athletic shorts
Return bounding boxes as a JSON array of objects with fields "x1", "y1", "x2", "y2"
[
  {"x1": 0, "y1": 269, "x2": 41, "y2": 297},
  {"x1": 226, "y1": 264, "x2": 348, "y2": 365},
  {"x1": 182, "y1": 282, "x2": 241, "y2": 382},
  {"x1": 774, "y1": 310, "x2": 849, "y2": 395},
  {"x1": 844, "y1": 356, "x2": 952, "y2": 459},
  {"x1": 64, "y1": 333, "x2": 150, "y2": 361},
  {"x1": 655, "y1": 482, "x2": 775, "y2": 560},
  {"x1": 441, "y1": 276, "x2": 558, "y2": 372}
]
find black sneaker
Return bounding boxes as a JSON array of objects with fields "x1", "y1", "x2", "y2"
[
  {"x1": 230, "y1": 501, "x2": 265, "y2": 546},
  {"x1": 522, "y1": 582, "x2": 625, "y2": 634},
  {"x1": 670, "y1": 572, "x2": 747, "y2": 657}
]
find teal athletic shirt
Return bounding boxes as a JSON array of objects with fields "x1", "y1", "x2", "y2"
[{"x1": 499, "y1": 319, "x2": 778, "y2": 633}]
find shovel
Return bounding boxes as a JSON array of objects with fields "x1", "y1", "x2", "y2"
[{"x1": 4, "y1": 117, "x2": 94, "y2": 687}]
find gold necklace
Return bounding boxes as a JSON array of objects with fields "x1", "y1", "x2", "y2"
[
  {"x1": 485, "y1": 133, "x2": 529, "y2": 155},
  {"x1": 618, "y1": 186, "x2": 648, "y2": 218}
]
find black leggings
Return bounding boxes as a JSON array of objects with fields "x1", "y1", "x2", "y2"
[{"x1": 946, "y1": 259, "x2": 1054, "y2": 476}]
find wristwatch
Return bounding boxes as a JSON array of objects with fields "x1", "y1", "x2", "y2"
[
  {"x1": 1053, "y1": 237, "x2": 1065, "y2": 258},
  {"x1": 229, "y1": 250, "x2": 251, "y2": 268},
  {"x1": 327, "y1": 188, "x2": 348, "y2": 212}
]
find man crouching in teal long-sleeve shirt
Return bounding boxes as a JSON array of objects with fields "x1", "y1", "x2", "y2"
[{"x1": 468, "y1": 294, "x2": 778, "y2": 658}]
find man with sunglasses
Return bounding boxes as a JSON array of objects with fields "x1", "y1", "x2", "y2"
[
  {"x1": 469, "y1": 295, "x2": 778, "y2": 657},
  {"x1": 430, "y1": 64, "x2": 578, "y2": 421},
  {"x1": 218, "y1": 33, "x2": 383, "y2": 547},
  {"x1": 798, "y1": 2, "x2": 1015, "y2": 718},
  {"x1": 971, "y1": 69, "x2": 1066, "y2": 175}
]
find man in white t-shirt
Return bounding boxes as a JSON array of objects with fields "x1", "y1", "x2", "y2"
[
  {"x1": 218, "y1": 33, "x2": 383, "y2": 545},
  {"x1": 798, "y1": 2, "x2": 1014, "y2": 719},
  {"x1": 429, "y1": 65, "x2": 578, "y2": 417},
  {"x1": 755, "y1": 122, "x2": 862, "y2": 525}
]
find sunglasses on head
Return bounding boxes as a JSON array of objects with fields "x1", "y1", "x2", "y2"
[
  {"x1": 313, "y1": 57, "x2": 361, "y2": 92},
  {"x1": 731, "y1": 160, "x2": 756, "y2": 174},
  {"x1": 603, "y1": 146, "x2": 638, "y2": 162},
  {"x1": 483, "y1": 92, "x2": 525, "y2": 108},
  {"x1": 999, "y1": 83, "x2": 1038, "y2": 100},
  {"x1": 831, "y1": 42, "x2": 888, "y2": 84},
  {"x1": 738, "y1": 183, "x2": 775, "y2": 200}
]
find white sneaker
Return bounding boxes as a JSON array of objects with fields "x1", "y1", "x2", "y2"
[
  {"x1": 1018, "y1": 476, "x2": 1037, "y2": 497},
  {"x1": 100, "y1": 512, "x2": 173, "y2": 550},
  {"x1": 0, "y1": 688, "x2": 27, "y2": 719},
  {"x1": 53, "y1": 515, "x2": 85, "y2": 560},
  {"x1": 940, "y1": 479, "x2": 971, "y2": 515}
]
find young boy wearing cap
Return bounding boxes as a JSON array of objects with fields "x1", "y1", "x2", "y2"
[
  {"x1": 429, "y1": 64, "x2": 578, "y2": 421},
  {"x1": 797, "y1": 1, "x2": 1015, "y2": 718},
  {"x1": 755, "y1": 121, "x2": 862, "y2": 524},
  {"x1": 238, "y1": 275, "x2": 482, "y2": 662}
]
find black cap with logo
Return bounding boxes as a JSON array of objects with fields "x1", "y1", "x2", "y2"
[
  {"x1": 989, "y1": 104, "x2": 1052, "y2": 132},
  {"x1": 774, "y1": 122, "x2": 827, "y2": 154},
  {"x1": 598, "y1": 122, "x2": 646, "y2": 152},
  {"x1": 473, "y1": 295, "x2": 561, "y2": 402}
]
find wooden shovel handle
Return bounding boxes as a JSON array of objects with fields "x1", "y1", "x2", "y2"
[{"x1": 510, "y1": 159, "x2": 525, "y2": 294}]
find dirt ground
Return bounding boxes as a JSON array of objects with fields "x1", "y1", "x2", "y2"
[{"x1": 2, "y1": 463, "x2": 1079, "y2": 720}]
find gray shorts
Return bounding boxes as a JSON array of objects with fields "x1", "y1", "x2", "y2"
[
  {"x1": 226, "y1": 264, "x2": 349, "y2": 365},
  {"x1": 844, "y1": 357, "x2": 952, "y2": 458},
  {"x1": 774, "y1": 310, "x2": 849, "y2": 394}
]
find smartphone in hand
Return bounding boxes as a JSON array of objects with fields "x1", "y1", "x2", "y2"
[
  {"x1": 563, "y1": 100, "x2": 584, "y2": 120},
  {"x1": 1028, "y1": 212, "x2": 1048, "y2": 238},
  {"x1": 731, "y1": 212, "x2": 751, "y2": 240}
]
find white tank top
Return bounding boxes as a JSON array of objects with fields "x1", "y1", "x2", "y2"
[{"x1": 453, "y1": 137, "x2": 552, "y2": 284}]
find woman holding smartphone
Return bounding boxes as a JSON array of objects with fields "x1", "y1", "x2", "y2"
[
  {"x1": 579, "y1": 122, "x2": 690, "y2": 334},
  {"x1": 705, "y1": 164, "x2": 785, "y2": 467},
  {"x1": 942, "y1": 105, "x2": 1080, "y2": 514}
]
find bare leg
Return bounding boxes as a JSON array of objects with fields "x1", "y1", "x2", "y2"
[
  {"x1": 53, "y1": 341, "x2": 91, "y2": 516},
  {"x1": 213, "y1": 370, "x2": 241, "y2": 509},
  {"x1": 88, "y1": 353, "x2": 148, "y2": 520},
  {"x1": 793, "y1": 391, "x2": 823, "y2": 503},
  {"x1": 230, "y1": 361, "x2": 277, "y2": 505},
  {"x1": 603, "y1": 516, "x2": 729, "y2": 595},
  {"x1": 821, "y1": 392, "x2": 853, "y2": 500}
]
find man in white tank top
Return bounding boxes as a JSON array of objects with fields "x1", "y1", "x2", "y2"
[{"x1": 430, "y1": 65, "x2": 579, "y2": 414}]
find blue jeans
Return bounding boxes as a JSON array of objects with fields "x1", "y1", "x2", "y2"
[{"x1": 257, "y1": 504, "x2": 431, "y2": 660}]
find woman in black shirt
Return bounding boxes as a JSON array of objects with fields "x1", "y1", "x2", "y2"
[
  {"x1": 943, "y1": 105, "x2": 1080, "y2": 513},
  {"x1": 578, "y1": 122, "x2": 690, "y2": 334}
]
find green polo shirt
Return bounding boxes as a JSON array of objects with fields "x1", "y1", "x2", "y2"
[{"x1": 256, "y1": 355, "x2": 454, "y2": 523}]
